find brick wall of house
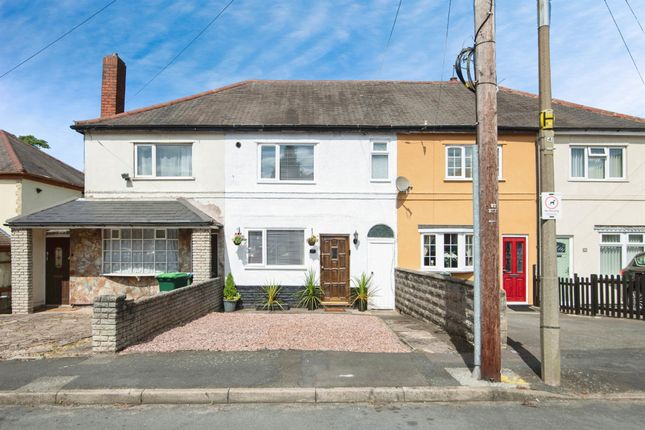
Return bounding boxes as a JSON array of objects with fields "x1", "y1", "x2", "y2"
[
  {"x1": 92, "y1": 277, "x2": 223, "y2": 352},
  {"x1": 10, "y1": 229, "x2": 32, "y2": 314},
  {"x1": 69, "y1": 229, "x2": 192, "y2": 304},
  {"x1": 395, "y1": 268, "x2": 507, "y2": 345}
]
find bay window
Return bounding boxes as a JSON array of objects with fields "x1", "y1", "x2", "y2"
[
  {"x1": 570, "y1": 146, "x2": 624, "y2": 180},
  {"x1": 135, "y1": 143, "x2": 192, "y2": 178},
  {"x1": 102, "y1": 228, "x2": 179, "y2": 275},
  {"x1": 259, "y1": 144, "x2": 314, "y2": 182},
  {"x1": 421, "y1": 229, "x2": 474, "y2": 272},
  {"x1": 246, "y1": 229, "x2": 305, "y2": 267}
]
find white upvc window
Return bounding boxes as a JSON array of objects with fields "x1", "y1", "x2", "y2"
[
  {"x1": 134, "y1": 143, "x2": 193, "y2": 178},
  {"x1": 246, "y1": 229, "x2": 305, "y2": 268},
  {"x1": 420, "y1": 228, "x2": 474, "y2": 272},
  {"x1": 570, "y1": 146, "x2": 625, "y2": 180},
  {"x1": 445, "y1": 145, "x2": 502, "y2": 180},
  {"x1": 599, "y1": 231, "x2": 645, "y2": 275},
  {"x1": 258, "y1": 143, "x2": 315, "y2": 182},
  {"x1": 371, "y1": 141, "x2": 390, "y2": 181},
  {"x1": 102, "y1": 228, "x2": 179, "y2": 275}
]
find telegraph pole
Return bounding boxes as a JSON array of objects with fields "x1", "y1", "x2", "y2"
[
  {"x1": 474, "y1": 0, "x2": 501, "y2": 382},
  {"x1": 537, "y1": 0, "x2": 561, "y2": 386}
]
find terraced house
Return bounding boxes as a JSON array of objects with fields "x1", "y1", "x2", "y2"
[{"x1": 7, "y1": 53, "x2": 645, "y2": 313}]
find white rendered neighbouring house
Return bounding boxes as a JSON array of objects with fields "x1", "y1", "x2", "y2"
[{"x1": 7, "y1": 54, "x2": 645, "y2": 313}]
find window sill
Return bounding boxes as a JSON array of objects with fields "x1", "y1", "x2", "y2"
[
  {"x1": 133, "y1": 177, "x2": 195, "y2": 181},
  {"x1": 420, "y1": 268, "x2": 474, "y2": 274},
  {"x1": 257, "y1": 180, "x2": 316, "y2": 185},
  {"x1": 245, "y1": 265, "x2": 307, "y2": 271},
  {"x1": 444, "y1": 178, "x2": 505, "y2": 182},
  {"x1": 567, "y1": 179, "x2": 627, "y2": 183},
  {"x1": 370, "y1": 179, "x2": 392, "y2": 183}
]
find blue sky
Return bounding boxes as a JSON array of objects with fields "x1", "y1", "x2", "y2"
[{"x1": 1, "y1": 0, "x2": 644, "y2": 170}]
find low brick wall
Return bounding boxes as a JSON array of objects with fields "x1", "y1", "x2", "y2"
[
  {"x1": 92, "y1": 277, "x2": 223, "y2": 352},
  {"x1": 395, "y1": 268, "x2": 506, "y2": 345},
  {"x1": 237, "y1": 285, "x2": 301, "y2": 308}
]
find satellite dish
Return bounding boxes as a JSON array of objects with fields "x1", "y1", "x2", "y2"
[{"x1": 395, "y1": 176, "x2": 412, "y2": 193}]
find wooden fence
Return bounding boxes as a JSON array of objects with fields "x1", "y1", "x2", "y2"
[{"x1": 558, "y1": 274, "x2": 644, "y2": 319}]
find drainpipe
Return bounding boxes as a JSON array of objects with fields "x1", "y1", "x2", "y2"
[{"x1": 472, "y1": 145, "x2": 481, "y2": 378}]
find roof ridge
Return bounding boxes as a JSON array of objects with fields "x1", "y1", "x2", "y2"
[
  {"x1": 74, "y1": 80, "x2": 255, "y2": 127},
  {"x1": 499, "y1": 86, "x2": 645, "y2": 124},
  {"x1": 0, "y1": 130, "x2": 24, "y2": 172}
]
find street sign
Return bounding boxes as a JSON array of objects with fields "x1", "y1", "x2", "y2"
[{"x1": 541, "y1": 192, "x2": 562, "y2": 220}]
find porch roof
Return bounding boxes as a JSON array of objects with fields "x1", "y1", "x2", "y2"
[
  {"x1": 5, "y1": 198, "x2": 218, "y2": 228},
  {"x1": 0, "y1": 229, "x2": 10, "y2": 251}
]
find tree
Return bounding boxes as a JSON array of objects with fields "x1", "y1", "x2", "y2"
[{"x1": 18, "y1": 135, "x2": 50, "y2": 149}]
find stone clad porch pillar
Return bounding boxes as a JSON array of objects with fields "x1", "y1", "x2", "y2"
[
  {"x1": 191, "y1": 229, "x2": 212, "y2": 282},
  {"x1": 11, "y1": 228, "x2": 33, "y2": 314}
]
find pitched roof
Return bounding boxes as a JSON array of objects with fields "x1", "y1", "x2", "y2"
[
  {"x1": 5, "y1": 198, "x2": 216, "y2": 228},
  {"x1": 0, "y1": 229, "x2": 10, "y2": 251},
  {"x1": 0, "y1": 130, "x2": 84, "y2": 190},
  {"x1": 72, "y1": 80, "x2": 645, "y2": 132}
]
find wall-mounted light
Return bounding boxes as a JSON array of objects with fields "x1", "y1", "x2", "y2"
[
  {"x1": 353, "y1": 230, "x2": 359, "y2": 245},
  {"x1": 121, "y1": 172, "x2": 131, "y2": 181},
  {"x1": 35, "y1": 188, "x2": 43, "y2": 193}
]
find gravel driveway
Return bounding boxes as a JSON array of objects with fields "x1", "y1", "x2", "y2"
[{"x1": 125, "y1": 313, "x2": 410, "y2": 354}]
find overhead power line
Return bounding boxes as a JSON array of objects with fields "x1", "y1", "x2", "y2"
[
  {"x1": 0, "y1": 0, "x2": 118, "y2": 80},
  {"x1": 624, "y1": 0, "x2": 645, "y2": 35},
  {"x1": 432, "y1": 0, "x2": 453, "y2": 125},
  {"x1": 602, "y1": 0, "x2": 645, "y2": 88},
  {"x1": 134, "y1": 0, "x2": 236, "y2": 97},
  {"x1": 377, "y1": 0, "x2": 403, "y2": 76}
]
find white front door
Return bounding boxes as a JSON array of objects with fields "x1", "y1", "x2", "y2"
[{"x1": 367, "y1": 239, "x2": 395, "y2": 309}]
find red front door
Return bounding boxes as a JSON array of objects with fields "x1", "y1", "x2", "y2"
[{"x1": 502, "y1": 237, "x2": 527, "y2": 303}]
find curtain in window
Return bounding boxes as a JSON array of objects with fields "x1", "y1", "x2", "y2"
[
  {"x1": 247, "y1": 231, "x2": 263, "y2": 264},
  {"x1": 260, "y1": 146, "x2": 276, "y2": 179},
  {"x1": 267, "y1": 230, "x2": 304, "y2": 265},
  {"x1": 600, "y1": 246, "x2": 622, "y2": 275},
  {"x1": 609, "y1": 148, "x2": 623, "y2": 178},
  {"x1": 570, "y1": 148, "x2": 585, "y2": 177},
  {"x1": 137, "y1": 146, "x2": 153, "y2": 176},
  {"x1": 156, "y1": 145, "x2": 192, "y2": 177},
  {"x1": 588, "y1": 156, "x2": 605, "y2": 179},
  {"x1": 280, "y1": 145, "x2": 314, "y2": 180},
  {"x1": 372, "y1": 154, "x2": 388, "y2": 179},
  {"x1": 103, "y1": 228, "x2": 179, "y2": 274}
]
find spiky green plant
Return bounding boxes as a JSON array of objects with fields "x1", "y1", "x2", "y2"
[
  {"x1": 223, "y1": 273, "x2": 240, "y2": 301},
  {"x1": 261, "y1": 282, "x2": 284, "y2": 311},
  {"x1": 297, "y1": 269, "x2": 323, "y2": 310},
  {"x1": 351, "y1": 273, "x2": 375, "y2": 311}
]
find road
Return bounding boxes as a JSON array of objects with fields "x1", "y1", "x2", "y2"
[{"x1": 1, "y1": 401, "x2": 644, "y2": 429}]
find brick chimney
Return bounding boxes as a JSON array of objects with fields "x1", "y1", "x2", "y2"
[{"x1": 100, "y1": 53, "x2": 126, "y2": 117}]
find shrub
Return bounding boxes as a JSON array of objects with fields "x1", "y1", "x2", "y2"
[
  {"x1": 297, "y1": 269, "x2": 323, "y2": 310},
  {"x1": 224, "y1": 273, "x2": 240, "y2": 301}
]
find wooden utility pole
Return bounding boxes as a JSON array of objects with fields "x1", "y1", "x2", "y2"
[
  {"x1": 537, "y1": 0, "x2": 561, "y2": 386},
  {"x1": 474, "y1": 0, "x2": 501, "y2": 381}
]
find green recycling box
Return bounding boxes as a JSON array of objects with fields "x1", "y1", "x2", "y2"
[{"x1": 156, "y1": 272, "x2": 192, "y2": 292}]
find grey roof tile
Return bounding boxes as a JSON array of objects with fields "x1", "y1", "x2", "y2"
[{"x1": 73, "y1": 80, "x2": 645, "y2": 131}]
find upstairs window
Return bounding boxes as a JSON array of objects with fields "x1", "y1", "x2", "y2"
[
  {"x1": 570, "y1": 146, "x2": 624, "y2": 180},
  {"x1": 371, "y1": 142, "x2": 389, "y2": 181},
  {"x1": 445, "y1": 145, "x2": 502, "y2": 180},
  {"x1": 259, "y1": 144, "x2": 314, "y2": 182},
  {"x1": 135, "y1": 144, "x2": 192, "y2": 178}
]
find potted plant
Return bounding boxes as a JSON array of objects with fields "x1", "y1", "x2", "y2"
[
  {"x1": 296, "y1": 269, "x2": 323, "y2": 310},
  {"x1": 259, "y1": 282, "x2": 285, "y2": 311},
  {"x1": 223, "y1": 273, "x2": 241, "y2": 312},
  {"x1": 232, "y1": 232, "x2": 246, "y2": 246},
  {"x1": 307, "y1": 234, "x2": 318, "y2": 247},
  {"x1": 351, "y1": 273, "x2": 374, "y2": 312}
]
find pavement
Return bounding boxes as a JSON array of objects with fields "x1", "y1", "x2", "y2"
[{"x1": 0, "y1": 307, "x2": 644, "y2": 405}]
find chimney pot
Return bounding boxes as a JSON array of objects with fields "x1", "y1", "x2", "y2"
[{"x1": 100, "y1": 53, "x2": 126, "y2": 117}]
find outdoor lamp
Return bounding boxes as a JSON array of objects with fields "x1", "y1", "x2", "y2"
[{"x1": 353, "y1": 230, "x2": 359, "y2": 245}]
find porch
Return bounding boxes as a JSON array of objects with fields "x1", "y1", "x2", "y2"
[{"x1": 6, "y1": 198, "x2": 221, "y2": 314}]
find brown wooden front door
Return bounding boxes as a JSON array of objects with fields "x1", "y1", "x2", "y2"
[
  {"x1": 320, "y1": 235, "x2": 350, "y2": 303},
  {"x1": 46, "y1": 237, "x2": 70, "y2": 305}
]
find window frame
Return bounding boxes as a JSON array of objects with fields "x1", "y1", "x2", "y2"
[
  {"x1": 598, "y1": 230, "x2": 645, "y2": 274},
  {"x1": 444, "y1": 145, "x2": 503, "y2": 181},
  {"x1": 569, "y1": 145, "x2": 626, "y2": 181},
  {"x1": 133, "y1": 142, "x2": 194, "y2": 179},
  {"x1": 101, "y1": 227, "x2": 180, "y2": 276},
  {"x1": 419, "y1": 228, "x2": 474, "y2": 272},
  {"x1": 257, "y1": 143, "x2": 316, "y2": 184},
  {"x1": 244, "y1": 228, "x2": 307, "y2": 269},
  {"x1": 370, "y1": 141, "x2": 391, "y2": 182}
]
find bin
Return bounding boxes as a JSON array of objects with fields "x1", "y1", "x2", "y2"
[{"x1": 156, "y1": 272, "x2": 192, "y2": 292}]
